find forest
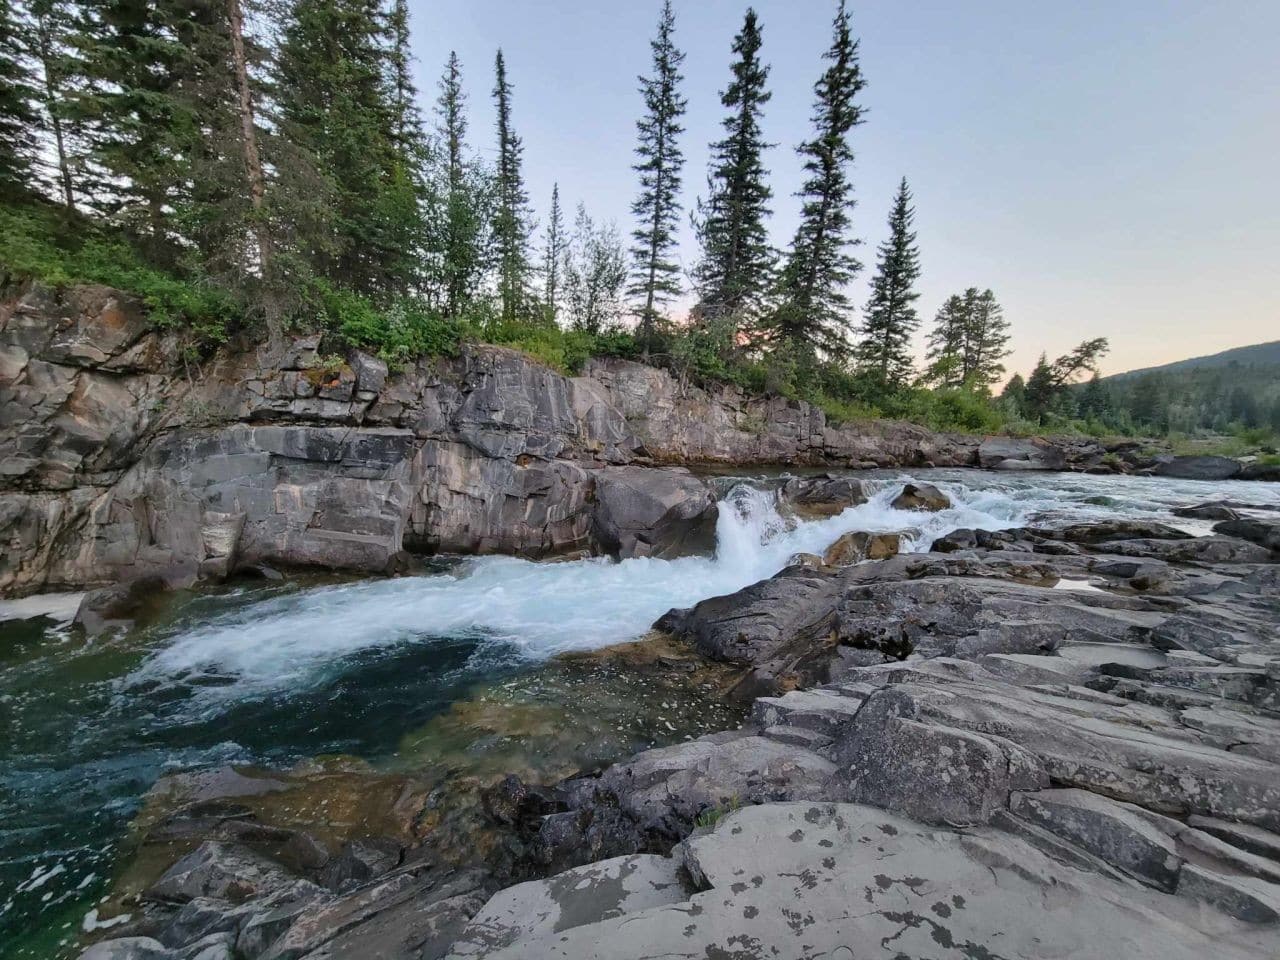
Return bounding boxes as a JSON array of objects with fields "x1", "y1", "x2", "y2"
[{"x1": 0, "y1": 0, "x2": 1273, "y2": 444}]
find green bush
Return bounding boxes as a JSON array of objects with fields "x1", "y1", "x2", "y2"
[{"x1": 1, "y1": 203, "x2": 234, "y2": 342}]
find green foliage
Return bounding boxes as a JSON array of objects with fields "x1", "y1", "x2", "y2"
[
  {"x1": 308, "y1": 280, "x2": 460, "y2": 366},
  {"x1": 0, "y1": 202, "x2": 233, "y2": 339},
  {"x1": 855, "y1": 177, "x2": 921, "y2": 389},
  {"x1": 694, "y1": 795, "x2": 741, "y2": 829}
]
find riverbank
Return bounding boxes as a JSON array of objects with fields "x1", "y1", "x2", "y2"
[{"x1": 3, "y1": 281, "x2": 1274, "y2": 604}]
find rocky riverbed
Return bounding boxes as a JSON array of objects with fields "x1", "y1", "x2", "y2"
[
  {"x1": 4, "y1": 282, "x2": 1280, "y2": 959},
  {"x1": 42, "y1": 480, "x2": 1280, "y2": 960}
]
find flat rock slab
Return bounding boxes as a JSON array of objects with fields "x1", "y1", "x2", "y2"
[
  {"x1": 447, "y1": 855, "x2": 689, "y2": 957},
  {"x1": 451, "y1": 803, "x2": 1272, "y2": 959}
]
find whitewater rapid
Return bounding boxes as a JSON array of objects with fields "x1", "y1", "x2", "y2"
[
  {"x1": 123, "y1": 467, "x2": 1280, "y2": 713},
  {"x1": 126, "y1": 477, "x2": 1025, "y2": 708}
]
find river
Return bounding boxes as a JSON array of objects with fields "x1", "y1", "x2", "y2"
[{"x1": 1, "y1": 468, "x2": 1277, "y2": 958}]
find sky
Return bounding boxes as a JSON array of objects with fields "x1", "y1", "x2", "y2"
[{"x1": 404, "y1": 0, "x2": 1280, "y2": 379}]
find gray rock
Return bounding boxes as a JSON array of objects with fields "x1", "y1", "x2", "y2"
[
  {"x1": 978, "y1": 436, "x2": 1067, "y2": 470},
  {"x1": 79, "y1": 939, "x2": 174, "y2": 960},
  {"x1": 148, "y1": 841, "x2": 298, "y2": 905},
  {"x1": 890, "y1": 481, "x2": 951, "y2": 511},
  {"x1": 1174, "y1": 501, "x2": 1242, "y2": 522},
  {"x1": 450, "y1": 803, "x2": 1273, "y2": 959},
  {"x1": 447, "y1": 855, "x2": 689, "y2": 957},
  {"x1": 777, "y1": 474, "x2": 867, "y2": 517},
  {"x1": 1215, "y1": 517, "x2": 1280, "y2": 552},
  {"x1": 1177, "y1": 863, "x2": 1280, "y2": 923},
  {"x1": 593, "y1": 734, "x2": 836, "y2": 827},
  {"x1": 1008, "y1": 788, "x2": 1182, "y2": 890},
  {"x1": 590, "y1": 466, "x2": 718, "y2": 560},
  {"x1": 1155, "y1": 455, "x2": 1243, "y2": 480}
]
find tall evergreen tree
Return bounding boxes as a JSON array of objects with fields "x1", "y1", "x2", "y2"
[
  {"x1": 492, "y1": 48, "x2": 532, "y2": 323},
  {"x1": 1024, "y1": 353, "x2": 1056, "y2": 417},
  {"x1": 430, "y1": 50, "x2": 489, "y2": 317},
  {"x1": 65, "y1": 0, "x2": 209, "y2": 260},
  {"x1": 963, "y1": 288, "x2": 1011, "y2": 388},
  {"x1": 768, "y1": 0, "x2": 865, "y2": 357},
  {"x1": 27, "y1": 0, "x2": 81, "y2": 209},
  {"x1": 542, "y1": 182, "x2": 566, "y2": 318},
  {"x1": 924, "y1": 292, "x2": 968, "y2": 386},
  {"x1": 628, "y1": 0, "x2": 686, "y2": 350},
  {"x1": 924, "y1": 287, "x2": 1010, "y2": 389},
  {"x1": 694, "y1": 6, "x2": 773, "y2": 324},
  {"x1": 854, "y1": 177, "x2": 921, "y2": 389},
  {"x1": 0, "y1": 0, "x2": 39, "y2": 197},
  {"x1": 273, "y1": 0, "x2": 422, "y2": 299}
]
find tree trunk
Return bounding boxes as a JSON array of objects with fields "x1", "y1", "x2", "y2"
[{"x1": 226, "y1": 0, "x2": 280, "y2": 349}]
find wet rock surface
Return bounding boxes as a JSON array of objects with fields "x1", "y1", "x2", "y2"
[{"x1": 80, "y1": 515, "x2": 1280, "y2": 959}]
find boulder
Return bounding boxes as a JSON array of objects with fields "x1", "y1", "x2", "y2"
[
  {"x1": 1154, "y1": 455, "x2": 1243, "y2": 480},
  {"x1": 1174, "y1": 502, "x2": 1242, "y2": 522},
  {"x1": 74, "y1": 576, "x2": 169, "y2": 637},
  {"x1": 821, "y1": 530, "x2": 900, "y2": 566},
  {"x1": 147, "y1": 841, "x2": 297, "y2": 905},
  {"x1": 1214, "y1": 517, "x2": 1280, "y2": 553},
  {"x1": 1008, "y1": 788, "x2": 1182, "y2": 890},
  {"x1": 890, "y1": 481, "x2": 950, "y2": 511},
  {"x1": 590, "y1": 467, "x2": 718, "y2": 560},
  {"x1": 978, "y1": 436, "x2": 1067, "y2": 471},
  {"x1": 777, "y1": 474, "x2": 867, "y2": 517}
]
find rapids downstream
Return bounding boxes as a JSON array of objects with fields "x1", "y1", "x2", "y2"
[{"x1": 2, "y1": 468, "x2": 1278, "y2": 958}]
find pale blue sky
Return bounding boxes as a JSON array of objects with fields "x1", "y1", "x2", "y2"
[{"x1": 405, "y1": 0, "x2": 1279, "y2": 377}]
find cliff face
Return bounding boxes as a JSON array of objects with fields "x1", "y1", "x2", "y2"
[{"x1": 0, "y1": 282, "x2": 1105, "y2": 595}]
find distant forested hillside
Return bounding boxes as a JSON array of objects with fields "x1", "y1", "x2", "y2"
[
  {"x1": 1109, "y1": 340, "x2": 1280, "y2": 379},
  {"x1": 1058, "y1": 342, "x2": 1280, "y2": 437}
]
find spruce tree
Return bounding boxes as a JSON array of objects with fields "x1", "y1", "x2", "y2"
[
  {"x1": 924, "y1": 293, "x2": 966, "y2": 386},
  {"x1": 694, "y1": 6, "x2": 773, "y2": 324},
  {"x1": 542, "y1": 182, "x2": 566, "y2": 318},
  {"x1": 1024, "y1": 353, "x2": 1056, "y2": 418},
  {"x1": 855, "y1": 177, "x2": 921, "y2": 389},
  {"x1": 0, "y1": 0, "x2": 39, "y2": 198},
  {"x1": 963, "y1": 288, "x2": 1011, "y2": 389},
  {"x1": 769, "y1": 0, "x2": 865, "y2": 357},
  {"x1": 431, "y1": 51, "x2": 490, "y2": 317},
  {"x1": 1079, "y1": 373, "x2": 1112, "y2": 422},
  {"x1": 273, "y1": 0, "x2": 421, "y2": 299},
  {"x1": 27, "y1": 0, "x2": 83, "y2": 210},
  {"x1": 65, "y1": 0, "x2": 205, "y2": 260},
  {"x1": 492, "y1": 48, "x2": 532, "y2": 323},
  {"x1": 924, "y1": 287, "x2": 1010, "y2": 389},
  {"x1": 628, "y1": 0, "x2": 686, "y2": 350}
]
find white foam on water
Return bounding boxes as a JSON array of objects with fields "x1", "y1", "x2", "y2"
[
  {"x1": 126, "y1": 477, "x2": 1020, "y2": 708},
  {"x1": 122, "y1": 467, "x2": 1280, "y2": 713}
]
